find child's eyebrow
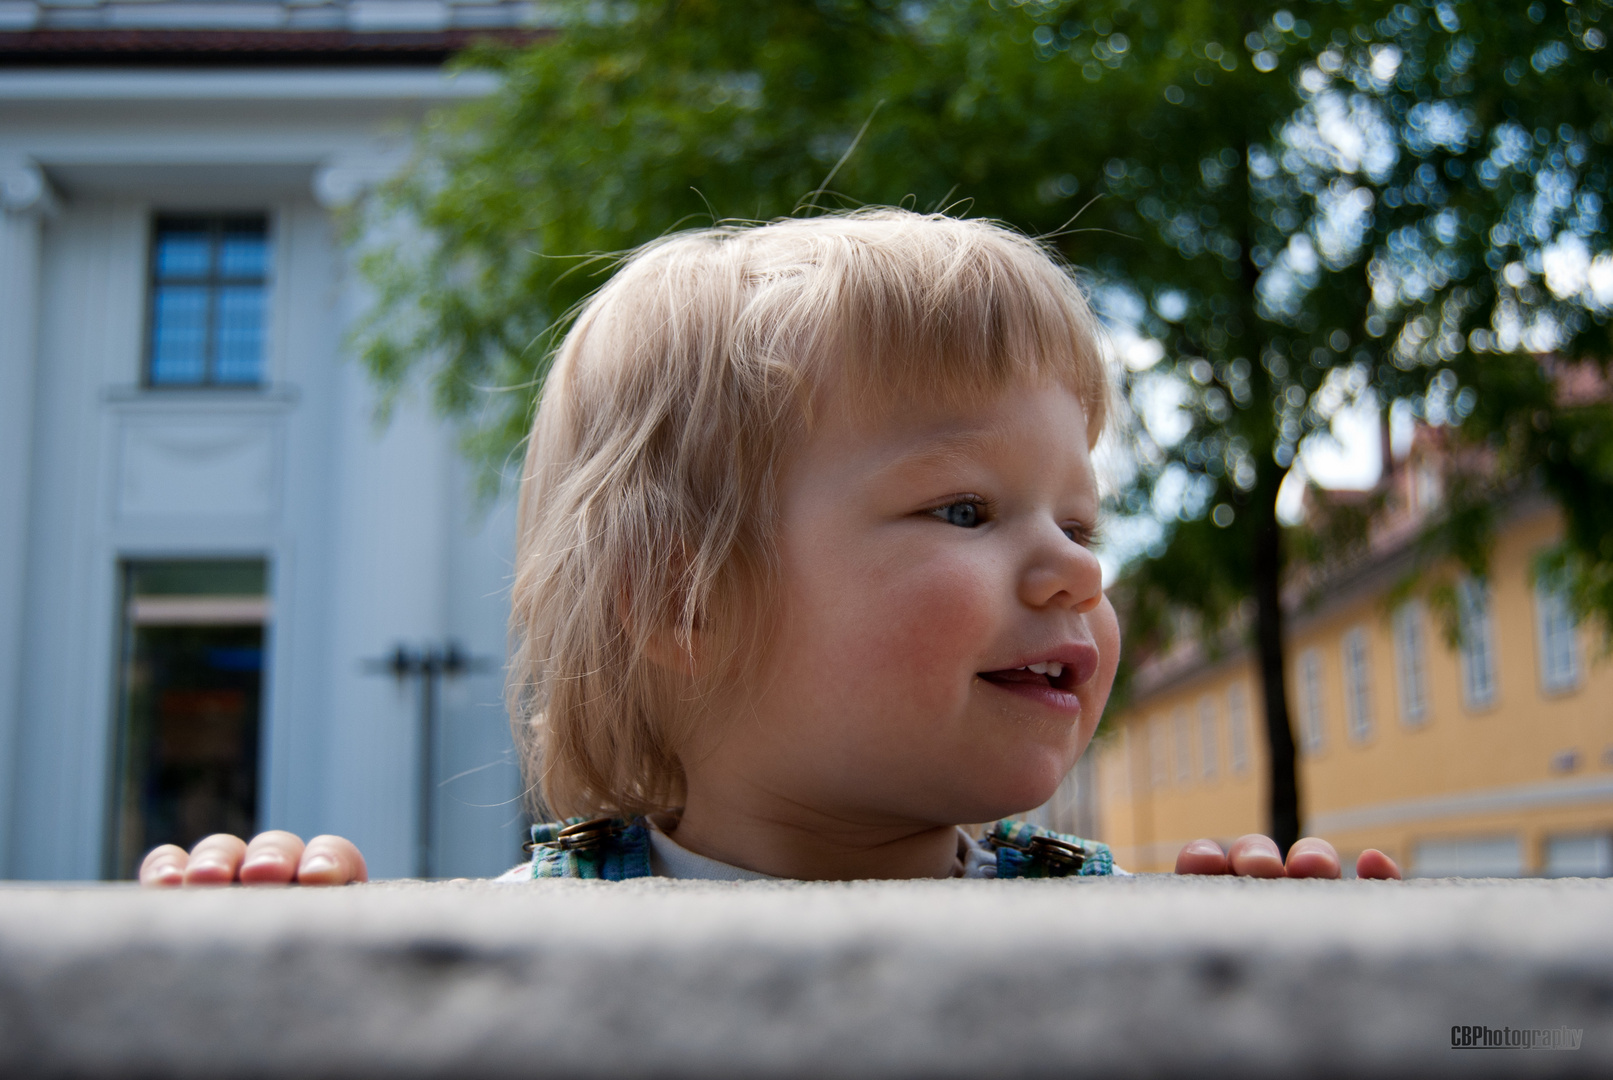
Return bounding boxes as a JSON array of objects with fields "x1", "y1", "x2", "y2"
[{"x1": 873, "y1": 425, "x2": 1016, "y2": 480}]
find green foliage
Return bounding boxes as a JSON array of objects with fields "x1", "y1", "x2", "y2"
[{"x1": 356, "y1": 0, "x2": 1613, "y2": 637}]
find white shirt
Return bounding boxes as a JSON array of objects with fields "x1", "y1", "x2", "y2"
[{"x1": 497, "y1": 818, "x2": 1002, "y2": 881}]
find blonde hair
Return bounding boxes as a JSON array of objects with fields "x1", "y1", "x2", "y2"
[{"x1": 509, "y1": 208, "x2": 1108, "y2": 819}]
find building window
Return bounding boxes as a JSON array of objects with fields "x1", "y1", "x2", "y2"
[
  {"x1": 1457, "y1": 577, "x2": 1497, "y2": 710},
  {"x1": 1392, "y1": 600, "x2": 1429, "y2": 726},
  {"x1": 1341, "y1": 627, "x2": 1373, "y2": 743},
  {"x1": 109, "y1": 559, "x2": 268, "y2": 879},
  {"x1": 1149, "y1": 715, "x2": 1170, "y2": 789},
  {"x1": 1411, "y1": 836, "x2": 1523, "y2": 878},
  {"x1": 1544, "y1": 834, "x2": 1612, "y2": 877},
  {"x1": 1198, "y1": 694, "x2": 1218, "y2": 779},
  {"x1": 1227, "y1": 682, "x2": 1250, "y2": 774},
  {"x1": 1534, "y1": 578, "x2": 1581, "y2": 694},
  {"x1": 1173, "y1": 708, "x2": 1193, "y2": 784},
  {"x1": 147, "y1": 215, "x2": 269, "y2": 387},
  {"x1": 1296, "y1": 648, "x2": 1326, "y2": 754}
]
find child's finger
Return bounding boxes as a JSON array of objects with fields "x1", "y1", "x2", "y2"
[
  {"x1": 139, "y1": 845, "x2": 189, "y2": 887},
  {"x1": 238, "y1": 831, "x2": 307, "y2": 885},
  {"x1": 1226, "y1": 834, "x2": 1287, "y2": 878},
  {"x1": 1283, "y1": 837, "x2": 1341, "y2": 879},
  {"x1": 1355, "y1": 848, "x2": 1403, "y2": 880},
  {"x1": 1173, "y1": 838, "x2": 1230, "y2": 875},
  {"x1": 295, "y1": 835, "x2": 368, "y2": 885},
  {"x1": 183, "y1": 834, "x2": 248, "y2": 885}
]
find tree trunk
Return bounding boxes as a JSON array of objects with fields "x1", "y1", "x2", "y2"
[{"x1": 1251, "y1": 464, "x2": 1300, "y2": 856}]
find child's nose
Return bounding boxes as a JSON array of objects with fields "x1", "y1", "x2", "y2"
[{"x1": 1017, "y1": 532, "x2": 1104, "y2": 611}]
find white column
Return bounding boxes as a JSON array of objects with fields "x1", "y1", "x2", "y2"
[
  {"x1": 311, "y1": 157, "x2": 452, "y2": 878},
  {"x1": 0, "y1": 158, "x2": 53, "y2": 875}
]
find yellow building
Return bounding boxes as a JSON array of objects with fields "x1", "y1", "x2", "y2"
[{"x1": 1084, "y1": 473, "x2": 1613, "y2": 876}]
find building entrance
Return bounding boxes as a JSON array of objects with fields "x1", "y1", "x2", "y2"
[{"x1": 109, "y1": 560, "x2": 268, "y2": 879}]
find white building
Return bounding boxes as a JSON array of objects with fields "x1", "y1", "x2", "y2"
[{"x1": 0, "y1": 1, "x2": 544, "y2": 880}]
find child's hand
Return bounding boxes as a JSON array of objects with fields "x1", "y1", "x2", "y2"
[
  {"x1": 1174, "y1": 835, "x2": 1401, "y2": 880},
  {"x1": 139, "y1": 831, "x2": 368, "y2": 887}
]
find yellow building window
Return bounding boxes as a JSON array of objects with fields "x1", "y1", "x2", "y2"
[
  {"x1": 1296, "y1": 648, "x2": 1326, "y2": 753},
  {"x1": 1173, "y1": 708, "x2": 1193, "y2": 784},
  {"x1": 1227, "y1": 682, "x2": 1251, "y2": 773},
  {"x1": 1457, "y1": 577, "x2": 1498, "y2": 710},
  {"x1": 1544, "y1": 834, "x2": 1611, "y2": 877},
  {"x1": 1150, "y1": 715, "x2": 1170, "y2": 789},
  {"x1": 1341, "y1": 626, "x2": 1374, "y2": 743},
  {"x1": 1412, "y1": 836, "x2": 1523, "y2": 877},
  {"x1": 1392, "y1": 600, "x2": 1429, "y2": 726},
  {"x1": 1198, "y1": 694, "x2": 1218, "y2": 779},
  {"x1": 1534, "y1": 579, "x2": 1582, "y2": 694}
]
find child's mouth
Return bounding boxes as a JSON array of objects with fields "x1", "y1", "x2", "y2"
[{"x1": 978, "y1": 661, "x2": 1076, "y2": 693}]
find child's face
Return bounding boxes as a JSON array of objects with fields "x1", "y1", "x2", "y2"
[{"x1": 686, "y1": 373, "x2": 1119, "y2": 830}]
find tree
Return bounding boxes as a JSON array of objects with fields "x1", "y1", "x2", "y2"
[
  {"x1": 1092, "y1": 0, "x2": 1613, "y2": 854},
  {"x1": 357, "y1": 0, "x2": 1613, "y2": 854}
]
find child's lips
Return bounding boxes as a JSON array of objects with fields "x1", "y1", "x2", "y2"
[
  {"x1": 976, "y1": 669, "x2": 1085, "y2": 713},
  {"x1": 981, "y1": 667, "x2": 1066, "y2": 689},
  {"x1": 975, "y1": 643, "x2": 1098, "y2": 712}
]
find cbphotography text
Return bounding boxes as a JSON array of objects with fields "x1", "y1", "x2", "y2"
[{"x1": 1451, "y1": 1026, "x2": 1583, "y2": 1051}]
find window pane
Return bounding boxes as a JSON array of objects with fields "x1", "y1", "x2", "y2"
[
  {"x1": 1536, "y1": 582, "x2": 1580, "y2": 693},
  {"x1": 149, "y1": 285, "x2": 209, "y2": 384},
  {"x1": 1173, "y1": 709, "x2": 1193, "y2": 783},
  {"x1": 219, "y1": 228, "x2": 268, "y2": 279},
  {"x1": 214, "y1": 285, "x2": 265, "y2": 383},
  {"x1": 1393, "y1": 602, "x2": 1428, "y2": 725},
  {"x1": 127, "y1": 559, "x2": 267, "y2": 597},
  {"x1": 155, "y1": 226, "x2": 212, "y2": 279},
  {"x1": 1458, "y1": 578, "x2": 1496, "y2": 709},
  {"x1": 1227, "y1": 683, "x2": 1250, "y2": 773},
  {"x1": 1342, "y1": 628, "x2": 1372, "y2": 742},
  {"x1": 1411, "y1": 836, "x2": 1522, "y2": 877},
  {"x1": 1545, "y1": 834, "x2": 1612, "y2": 877},
  {"x1": 1150, "y1": 716, "x2": 1170, "y2": 788},
  {"x1": 1298, "y1": 649, "x2": 1325, "y2": 753}
]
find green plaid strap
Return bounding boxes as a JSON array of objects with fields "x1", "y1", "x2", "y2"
[
  {"x1": 986, "y1": 819, "x2": 1115, "y2": 878},
  {"x1": 522, "y1": 817, "x2": 653, "y2": 880},
  {"x1": 516, "y1": 815, "x2": 1113, "y2": 879}
]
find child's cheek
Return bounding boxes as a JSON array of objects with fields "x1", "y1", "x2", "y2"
[
  {"x1": 1078, "y1": 595, "x2": 1122, "y2": 736},
  {"x1": 838, "y1": 552, "x2": 998, "y2": 707}
]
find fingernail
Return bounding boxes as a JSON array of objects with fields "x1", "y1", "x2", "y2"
[
  {"x1": 301, "y1": 855, "x2": 337, "y2": 876},
  {"x1": 1186, "y1": 839, "x2": 1222, "y2": 855},
  {"x1": 190, "y1": 859, "x2": 228, "y2": 874},
  {"x1": 243, "y1": 853, "x2": 284, "y2": 870}
]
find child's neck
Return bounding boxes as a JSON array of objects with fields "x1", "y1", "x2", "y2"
[{"x1": 668, "y1": 781, "x2": 964, "y2": 881}]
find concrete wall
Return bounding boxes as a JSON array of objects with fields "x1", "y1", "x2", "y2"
[{"x1": 1, "y1": 876, "x2": 1608, "y2": 1077}]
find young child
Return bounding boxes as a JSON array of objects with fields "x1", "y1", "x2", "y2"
[{"x1": 141, "y1": 210, "x2": 1399, "y2": 886}]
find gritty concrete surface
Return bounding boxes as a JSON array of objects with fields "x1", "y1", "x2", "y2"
[{"x1": 0, "y1": 875, "x2": 1609, "y2": 1078}]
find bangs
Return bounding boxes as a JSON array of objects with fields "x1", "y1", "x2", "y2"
[{"x1": 725, "y1": 210, "x2": 1109, "y2": 444}]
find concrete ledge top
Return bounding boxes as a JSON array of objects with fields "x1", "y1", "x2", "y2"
[{"x1": 2, "y1": 876, "x2": 1610, "y2": 1078}]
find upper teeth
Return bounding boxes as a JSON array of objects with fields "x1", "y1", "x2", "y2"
[{"x1": 1023, "y1": 662, "x2": 1064, "y2": 677}]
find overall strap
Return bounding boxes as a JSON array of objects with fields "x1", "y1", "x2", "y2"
[
  {"x1": 985, "y1": 819, "x2": 1116, "y2": 878},
  {"x1": 524, "y1": 817, "x2": 654, "y2": 880}
]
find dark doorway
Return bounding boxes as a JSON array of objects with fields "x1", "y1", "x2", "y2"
[{"x1": 110, "y1": 560, "x2": 268, "y2": 880}]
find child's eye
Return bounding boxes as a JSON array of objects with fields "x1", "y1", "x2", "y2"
[
  {"x1": 1064, "y1": 521, "x2": 1103, "y2": 547},
  {"x1": 931, "y1": 500, "x2": 986, "y2": 528}
]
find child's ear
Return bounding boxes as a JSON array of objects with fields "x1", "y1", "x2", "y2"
[
  {"x1": 619, "y1": 592, "x2": 701, "y2": 676},
  {"x1": 641, "y1": 625, "x2": 701, "y2": 676}
]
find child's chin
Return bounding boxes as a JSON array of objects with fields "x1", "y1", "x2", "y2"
[{"x1": 949, "y1": 769, "x2": 1072, "y2": 825}]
